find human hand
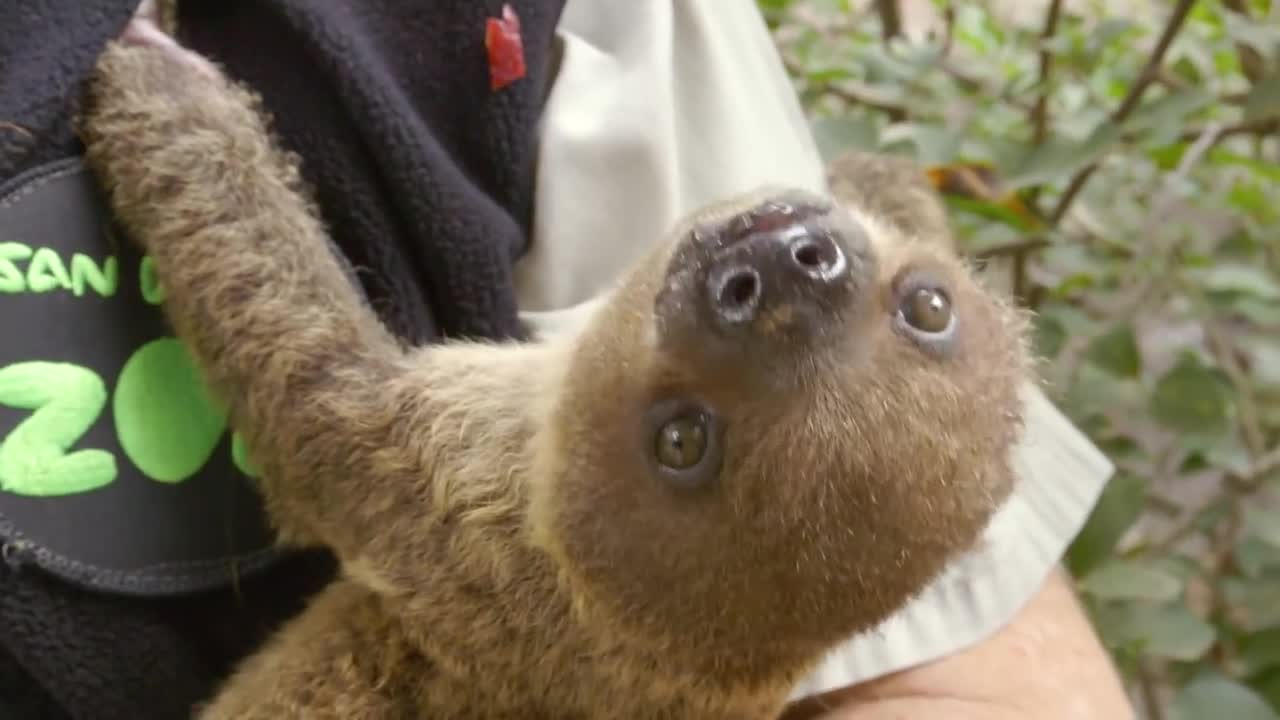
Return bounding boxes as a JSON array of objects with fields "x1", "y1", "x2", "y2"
[{"x1": 781, "y1": 568, "x2": 1136, "y2": 719}]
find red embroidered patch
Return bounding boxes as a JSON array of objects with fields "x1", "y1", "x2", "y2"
[{"x1": 485, "y1": 4, "x2": 526, "y2": 91}]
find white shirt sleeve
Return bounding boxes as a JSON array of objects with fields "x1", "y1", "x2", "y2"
[{"x1": 518, "y1": 0, "x2": 1114, "y2": 698}]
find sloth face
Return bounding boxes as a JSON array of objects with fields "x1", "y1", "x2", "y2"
[{"x1": 534, "y1": 188, "x2": 1031, "y2": 676}]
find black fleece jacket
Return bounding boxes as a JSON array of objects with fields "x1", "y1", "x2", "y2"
[{"x1": 0, "y1": 1, "x2": 565, "y2": 717}]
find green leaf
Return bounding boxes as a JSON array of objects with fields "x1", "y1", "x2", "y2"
[
  {"x1": 810, "y1": 115, "x2": 880, "y2": 162},
  {"x1": 1254, "y1": 670, "x2": 1280, "y2": 720},
  {"x1": 804, "y1": 66, "x2": 854, "y2": 84},
  {"x1": 1036, "y1": 302, "x2": 1097, "y2": 337},
  {"x1": 1085, "y1": 324, "x2": 1142, "y2": 378},
  {"x1": 1230, "y1": 296, "x2": 1280, "y2": 326},
  {"x1": 1206, "y1": 434, "x2": 1255, "y2": 476},
  {"x1": 1169, "y1": 671, "x2": 1280, "y2": 720},
  {"x1": 1244, "y1": 336, "x2": 1280, "y2": 389},
  {"x1": 1127, "y1": 88, "x2": 1215, "y2": 135},
  {"x1": 1246, "y1": 507, "x2": 1280, "y2": 551},
  {"x1": 1224, "y1": 11, "x2": 1280, "y2": 60},
  {"x1": 1196, "y1": 495, "x2": 1236, "y2": 535},
  {"x1": 1241, "y1": 628, "x2": 1280, "y2": 676},
  {"x1": 1209, "y1": 149, "x2": 1280, "y2": 182},
  {"x1": 1094, "y1": 601, "x2": 1216, "y2": 661},
  {"x1": 1095, "y1": 434, "x2": 1146, "y2": 462},
  {"x1": 1086, "y1": 18, "x2": 1139, "y2": 54},
  {"x1": 1031, "y1": 313, "x2": 1068, "y2": 361},
  {"x1": 1039, "y1": 244, "x2": 1114, "y2": 296},
  {"x1": 860, "y1": 44, "x2": 932, "y2": 84},
  {"x1": 1002, "y1": 122, "x2": 1124, "y2": 191},
  {"x1": 1238, "y1": 536, "x2": 1280, "y2": 580},
  {"x1": 1066, "y1": 362, "x2": 1144, "y2": 418},
  {"x1": 1228, "y1": 180, "x2": 1279, "y2": 222},
  {"x1": 877, "y1": 122, "x2": 964, "y2": 166},
  {"x1": 1224, "y1": 577, "x2": 1280, "y2": 631},
  {"x1": 940, "y1": 195, "x2": 1040, "y2": 232},
  {"x1": 1080, "y1": 559, "x2": 1184, "y2": 602},
  {"x1": 755, "y1": 0, "x2": 793, "y2": 10},
  {"x1": 1194, "y1": 263, "x2": 1280, "y2": 300},
  {"x1": 1244, "y1": 72, "x2": 1280, "y2": 123},
  {"x1": 1149, "y1": 353, "x2": 1234, "y2": 437}
]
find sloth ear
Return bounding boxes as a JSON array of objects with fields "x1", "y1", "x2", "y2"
[{"x1": 824, "y1": 150, "x2": 957, "y2": 252}]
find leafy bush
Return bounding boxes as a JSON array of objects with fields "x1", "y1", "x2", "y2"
[{"x1": 763, "y1": 0, "x2": 1280, "y2": 716}]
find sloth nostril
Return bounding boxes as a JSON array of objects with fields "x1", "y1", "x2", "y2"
[
  {"x1": 709, "y1": 265, "x2": 762, "y2": 325},
  {"x1": 789, "y1": 233, "x2": 846, "y2": 283},
  {"x1": 792, "y1": 240, "x2": 824, "y2": 269},
  {"x1": 721, "y1": 269, "x2": 760, "y2": 308}
]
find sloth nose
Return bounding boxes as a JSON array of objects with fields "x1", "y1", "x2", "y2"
[{"x1": 701, "y1": 193, "x2": 870, "y2": 335}]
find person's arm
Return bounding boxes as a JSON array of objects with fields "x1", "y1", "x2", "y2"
[{"x1": 782, "y1": 569, "x2": 1135, "y2": 719}]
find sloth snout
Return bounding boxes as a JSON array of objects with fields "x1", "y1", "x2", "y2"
[{"x1": 699, "y1": 192, "x2": 871, "y2": 338}]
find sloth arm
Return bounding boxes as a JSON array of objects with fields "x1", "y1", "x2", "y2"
[{"x1": 77, "y1": 39, "x2": 475, "y2": 591}]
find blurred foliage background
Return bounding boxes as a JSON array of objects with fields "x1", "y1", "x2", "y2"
[{"x1": 760, "y1": 0, "x2": 1280, "y2": 717}]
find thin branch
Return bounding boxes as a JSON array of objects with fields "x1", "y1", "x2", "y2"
[
  {"x1": 780, "y1": 56, "x2": 910, "y2": 117},
  {"x1": 938, "y1": 3, "x2": 956, "y2": 57},
  {"x1": 1048, "y1": 0, "x2": 1199, "y2": 225},
  {"x1": 1170, "y1": 122, "x2": 1225, "y2": 188},
  {"x1": 875, "y1": 0, "x2": 902, "y2": 44},
  {"x1": 871, "y1": 0, "x2": 907, "y2": 122},
  {"x1": 1031, "y1": 0, "x2": 1065, "y2": 145},
  {"x1": 1221, "y1": 0, "x2": 1267, "y2": 84},
  {"x1": 1145, "y1": 490, "x2": 1187, "y2": 517},
  {"x1": 1112, "y1": 0, "x2": 1200, "y2": 122},
  {"x1": 975, "y1": 236, "x2": 1051, "y2": 260},
  {"x1": 1148, "y1": 445, "x2": 1280, "y2": 554},
  {"x1": 974, "y1": 235, "x2": 1053, "y2": 307},
  {"x1": 1174, "y1": 116, "x2": 1280, "y2": 144},
  {"x1": 1138, "y1": 661, "x2": 1166, "y2": 720},
  {"x1": 1154, "y1": 66, "x2": 1192, "y2": 91},
  {"x1": 1135, "y1": 442, "x2": 1206, "y2": 554},
  {"x1": 932, "y1": 60, "x2": 1036, "y2": 112},
  {"x1": 1207, "y1": 504, "x2": 1244, "y2": 669},
  {"x1": 1203, "y1": 318, "x2": 1268, "y2": 459},
  {"x1": 1048, "y1": 166, "x2": 1099, "y2": 225},
  {"x1": 827, "y1": 82, "x2": 910, "y2": 118},
  {"x1": 1241, "y1": 446, "x2": 1280, "y2": 485},
  {"x1": 1025, "y1": 0, "x2": 1066, "y2": 224}
]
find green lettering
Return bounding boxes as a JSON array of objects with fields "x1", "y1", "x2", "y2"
[
  {"x1": 139, "y1": 256, "x2": 165, "y2": 305},
  {"x1": 231, "y1": 431, "x2": 260, "y2": 479},
  {"x1": 114, "y1": 338, "x2": 227, "y2": 483},
  {"x1": 0, "y1": 242, "x2": 31, "y2": 294},
  {"x1": 0, "y1": 361, "x2": 117, "y2": 497},
  {"x1": 26, "y1": 247, "x2": 72, "y2": 293},
  {"x1": 69, "y1": 254, "x2": 119, "y2": 298}
]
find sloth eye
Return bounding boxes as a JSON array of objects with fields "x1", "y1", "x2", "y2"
[
  {"x1": 645, "y1": 400, "x2": 724, "y2": 490},
  {"x1": 655, "y1": 416, "x2": 707, "y2": 470},
  {"x1": 892, "y1": 271, "x2": 958, "y2": 353},
  {"x1": 900, "y1": 287, "x2": 952, "y2": 334}
]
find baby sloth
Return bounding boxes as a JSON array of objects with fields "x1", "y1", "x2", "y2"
[{"x1": 77, "y1": 18, "x2": 1031, "y2": 720}]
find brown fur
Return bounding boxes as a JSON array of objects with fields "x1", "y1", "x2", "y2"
[
  {"x1": 825, "y1": 150, "x2": 957, "y2": 254},
  {"x1": 76, "y1": 24, "x2": 1032, "y2": 720}
]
